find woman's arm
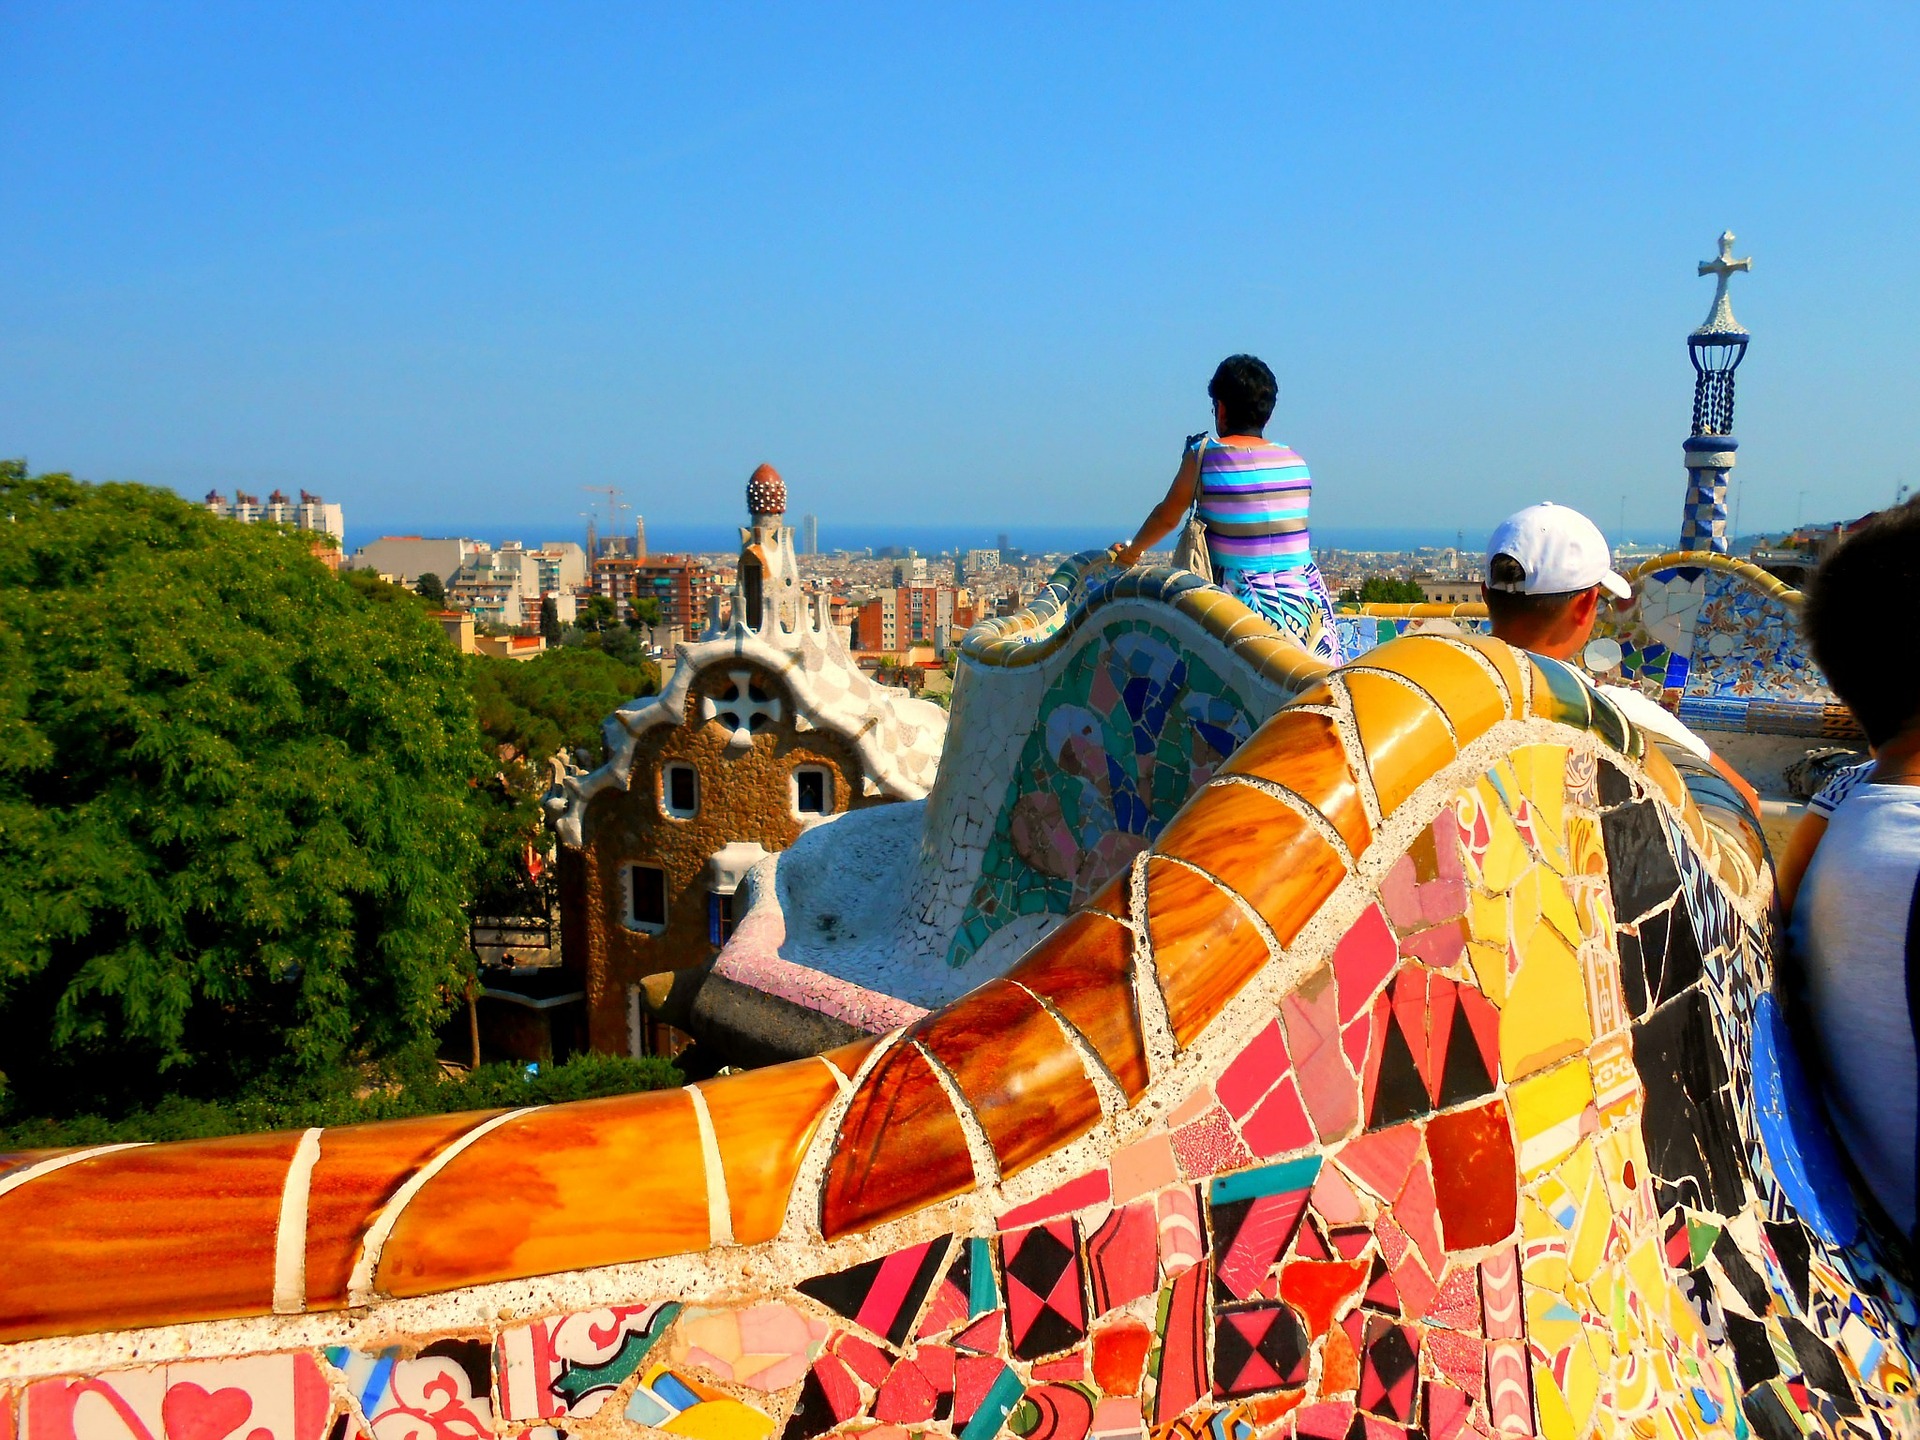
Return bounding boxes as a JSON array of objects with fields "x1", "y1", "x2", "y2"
[
  {"x1": 1111, "y1": 441, "x2": 1204, "y2": 568},
  {"x1": 1775, "y1": 808, "x2": 1828, "y2": 919}
]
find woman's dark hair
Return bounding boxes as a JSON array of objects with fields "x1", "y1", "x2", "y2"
[
  {"x1": 1803, "y1": 497, "x2": 1920, "y2": 747},
  {"x1": 1208, "y1": 355, "x2": 1278, "y2": 435}
]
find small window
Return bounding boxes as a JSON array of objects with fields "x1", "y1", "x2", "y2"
[
  {"x1": 664, "y1": 762, "x2": 699, "y2": 818},
  {"x1": 708, "y1": 890, "x2": 738, "y2": 946},
  {"x1": 794, "y1": 766, "x2": 832, "y2": 816},
  {"x1": 626, "y1": 864, "x2": 667, "y2": 932}
]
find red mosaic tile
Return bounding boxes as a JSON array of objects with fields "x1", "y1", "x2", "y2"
[
  {"x1": 1091, "y1": 1317, "x2": 1153, "y2": 1396},
  {"x1": 1322, "y1": 1317, "x2": 1362, "y2": 1395},
  {"x1": 1426, "y1": 1101, "x2": 1517, "y2": 1253},
  {"x1": 1243, "y1": 1075, "x2": 1316, "y2": 1159},
  {"x1": 953, "y1": 1310, "x2": 1004, "y2": 1355},
  {"x1": 873, "y1": 1353, "x2": 939, "y2": 1422},
  {"x1": 1294, "y1": 1401, "x2": 1357, "y2": 1440},
  {"x1": 1277, "y1": 1259, "x2": 1369, "y2": 1338},
  {"x1": 1031, "y1": 1352, "x2": 1085, "y2": 1382},
  {"x1": 1217, "y1": 1021, "x2": 1291, "y2": 1120},
  {"x1": 1333, "y1": 905, "x2": 1399, "y2": 1026},
  {"x1": 1156, "y1": 1187, "x2": 1205, "y2": 1276},
  {"x1": 1150, "y1": 1264, "x2": 1209, "y2": 1425},
  {"x1": 1086, "y1": 1199, "x2": 1158, "y2": 1316},
  {"x1": 1400, "y1": 920, "x2": 1466, "y2": 969},
  {"x1": 1000, "y1": 1168, "x2": 1111, "y2": 1231},
  {"x1": 1425, "y1": 1382, "x2": 1472, "y2": 1440}
]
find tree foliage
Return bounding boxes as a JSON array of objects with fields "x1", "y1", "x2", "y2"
[
  {"x1": 1341, "y1": 574, "x2": 1429, "y2": 605},
  {"x1": 469, "y1": 646, "x2": 660, "y2": 764},
  {"x1": 415, "y1": 570, "x2": 447, "y2": 605},
  {"x1": 0, "y1": 465, "x2": 485, "y2": 1111}
]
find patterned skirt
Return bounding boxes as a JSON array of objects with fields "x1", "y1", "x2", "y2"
[{"x1": 1217, "y1": 561, "x2": 1344, "y2": 665}]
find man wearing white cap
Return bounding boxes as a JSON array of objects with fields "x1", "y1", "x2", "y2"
[{"x1": 1481, "y1": 503, "x2": 1749, "y2": 797}]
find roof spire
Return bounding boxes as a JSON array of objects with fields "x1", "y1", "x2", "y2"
[{"x1": 1693, "y1": 230, "x2": 1753, "y2": 337}]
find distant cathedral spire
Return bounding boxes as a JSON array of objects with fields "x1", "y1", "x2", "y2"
[{"x1": 1680, "y1": 231, "x2": 1752, "y2": 553}]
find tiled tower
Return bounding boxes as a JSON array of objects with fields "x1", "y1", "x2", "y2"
[{"x1": 1680, "y1": 231, "x2": 1752, "y2": 553}]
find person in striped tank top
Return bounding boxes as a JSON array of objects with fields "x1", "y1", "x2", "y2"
[{"x1": 1111, "y1": 354, "x2": 1343, "y2": 662}]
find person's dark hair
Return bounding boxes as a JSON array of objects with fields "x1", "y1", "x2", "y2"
[
  {"x1": 1208, "y1": 355, "x2": 1278, "y2": 435},
  {"x1": 1803, "y1": 497, "x2": 1920, "y2": 747},
  {"x1": 1482, "y1": 552, "x2": 1588, "y2": 628}
]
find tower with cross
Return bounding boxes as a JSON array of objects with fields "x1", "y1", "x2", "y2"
[{"x1": 1680, "y1": 231, "x2": 1753, "y2": 553}]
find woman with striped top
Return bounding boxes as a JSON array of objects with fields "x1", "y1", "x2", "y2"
[{"x1": 1111, "y1": 354, "x2": 1342, "y2": 662}]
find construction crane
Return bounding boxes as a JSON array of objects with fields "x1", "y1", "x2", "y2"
[{"x1": 580, "y1": 485, "x2": 629, "y2": 558}]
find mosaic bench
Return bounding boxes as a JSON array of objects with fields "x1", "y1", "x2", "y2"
[{"x1": 0, "y1": 634, "x2": 1911, "y2": 1440}]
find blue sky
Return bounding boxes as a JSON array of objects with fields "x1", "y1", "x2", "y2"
[{"x1": 3, "y1": 4, "x2": 1916, "y2": 547}]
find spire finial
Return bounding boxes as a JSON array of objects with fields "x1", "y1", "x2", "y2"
[{"x1": 1694, "y1": 230, "x2": 1753, "y2": 336}]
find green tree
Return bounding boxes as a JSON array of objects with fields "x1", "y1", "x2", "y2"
[
  {"x1": 416, "y1": 570, "x2": 447, "y2": 605},
  {"x1": 0, "y1": 464, "x2": 485, "y2": 1114},
  {"x1": 539, "y1": 594, "x2": 561, "y2": 644},
  {"x1": 1341, "y1": 574, "x2": 1429, "y2": 605},
  {"x1": 580, "y1": 594, "x2": 616, "y2": 632},
  {"x1": 628, "y1": 595, "x2": 662, "y2": 630},
  {"x1": 466, "y1": 646, "x2": 660, "y2": 916}
]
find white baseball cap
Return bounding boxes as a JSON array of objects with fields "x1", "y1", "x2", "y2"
[{"x1": 1485, "y1": 503, "x2": 1631, "y2": 599}]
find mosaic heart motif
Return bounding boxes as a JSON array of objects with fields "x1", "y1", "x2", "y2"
[{"x1": 160, "y1": 1384, "x2": 255, "y2": 1440}]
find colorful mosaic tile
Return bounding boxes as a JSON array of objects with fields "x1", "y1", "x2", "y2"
[{"x1": 947, "y1": 622, "x2": 1258, "y2": 970}]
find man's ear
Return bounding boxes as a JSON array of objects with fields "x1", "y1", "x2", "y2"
[{"x1": 1569, "y1": 586, "x2": 1601, "y2": 630}]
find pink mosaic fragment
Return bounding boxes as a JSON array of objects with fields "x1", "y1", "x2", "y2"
[
  {"x1": 1334, "y1": 906, "x2": 1400, "y2": 1027},
  {"x1": 1156, "y1": 1187, "x2": 1205, "y2": 1277},
  {"x1": 1390, "y1": 1250, "x2": 1440, "y2": 1320},
  {"x1": 1335, "y1": 1124, "x2": 1422, "y2": 1202},
  {"x1": 1242, "y1": 1075, "x2": 1315, "y2": 1159},
  {"x1": 1478, "y1": 1248, "x2": 1524, "y2": 1340},
  {"x1": 1426, "y1": 1382, "x2": 1471, "y2": 1440},
  {"x1": 1425, "y1": 1267, "x2": 1482, "y2": 1332},
  {"x1": 1425, "y1": 1330, "x2": 1486, "y2": 1400},
  {"x1": 953, "y1": 1311, "x2": 1004, "y2": 1354},
  {"x1": 1217, "y1": 1020, "x2": 1290, "y2": 1120},
  {"x1": 1091, "y1": 1397, "x2": 1145, "y2": 1440},
  {"x1": 1172, "y1": 1104, "x2": 1252, "y2": 1179},
  {"x1": 1485, "y1": 1340, "x2": 1533, "y2": 1435},
  {"x1": 830, "y1": 1331, "x2": 893, "y2": 1388},
  {"x1": 954, "y1": 1356, "x2": 1013, "y2": 1428},
  {"x1": 1283, "y1": 968, "x2": 1360, "y2": 1141},
  {"x1": 1111, "y1": 1134, "x2": 1179, "y2": 1203},
  {"x1": 1393, "y1": 1158, "x2": 1446, "y2": 1276},
  {"x1": 1295, "y1": 1401, "x2": 1358, "y2": 1440},
  {"x1": 1400, "y1": 920, "x2": 1466, "y2": 969},
  {"x1": 1000, "y1": 1167, "x2": 1112, "y2": 1230},
  {"x1": 1311, "y1": 1162, "x2": 1367, "y2": 1226}
]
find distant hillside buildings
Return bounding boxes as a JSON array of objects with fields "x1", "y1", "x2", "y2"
[{"x1": 203, "y1": 489, "x2": 345, "y2": 567}]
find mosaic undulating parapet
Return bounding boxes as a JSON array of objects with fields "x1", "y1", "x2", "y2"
[
  {"x1": 1592, "y1": 552, "x2": 1858, "y2": 741},
  {"x1": 0, "y1": 633, "x2": 1912, "y2": 1440}
]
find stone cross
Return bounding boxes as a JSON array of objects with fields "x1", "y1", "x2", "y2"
[
  {"x1": 701, "y1": 669, "x2": 783, "y2": 749},
  {"x1": 1695, "y1": 230, "x2": 1752, "y2": 335}
]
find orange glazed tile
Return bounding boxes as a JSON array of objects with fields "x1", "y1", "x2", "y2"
[
  {"x1": 1082, "y1": 869, "x2": 1133, "y2": 922},
  {"x1": 376, "y1": 1089, "x2": 711, "y2": 1296},
  {"x1": 1156, "y1": 786, "x2": 1346, "y2": 953},
  {"x1": 820, "y1": 1034, "x2": 882, "y2": 1083},
  {"x1": 1637, "y1": 743, "x2": 1687, "y2": 811},
  {"x1": 913, "y1": 979, "x2": 1104, "y2": 1179},
  {"x1": 1007, "y1": 910, "x2": 1150, "y2": 1099},
  {"x1": 821, "y1": 1040, "x2": 978, "y2": 1238},
  {"x1": 1341, "y1": 671, "x2": 1458, "y2": 817},
  {"x1": 0, "y1": 1129, "x2": 302, "y2": 1342},
  {"x1": 1351, "y1": 639, "x2": 1507, "y2": 747},
  {"x1": 1444, "y1": 635, "x2": 1530, "y2": 715},
  {"x1": 1143, "y1": 857, "x2": 1277, "y2": 1051},
  {"x1": 1216, "y1": 710, "x2": 1371, "y2": 854},
  {"x1": 1171, "y1": 585, "x2": 1243, "y2": 631},
  {"x1": 305, "y1": 1109, "x2": 513, "y2": 1308},
  {"x1": 698, "y1": 1059, "x2": 842, "y2": 1245}
]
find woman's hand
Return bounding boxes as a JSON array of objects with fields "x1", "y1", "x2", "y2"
[{"x1": 1109, "y1": 541, "x2": 1141, "y2": 569}]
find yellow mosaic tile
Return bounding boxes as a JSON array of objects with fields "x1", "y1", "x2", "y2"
[
  {"x1": 1341, "y1": 670, "x2": 1457, "y2": 816},
  {"x1": 1569, "y1": 1162, "x2": 1613, "y2": 1285},
  {"x1": 1638, "y1": 741, "x2": 1687, "y2": 811},
  {"x1": 1350, "y1": 639, "x2": 1507, "y2": 746},
  {"x1": 1501, "y1": 920, "x2": 1593, "y2": 1081},
  {"x1": 1509, "y1": 743, "x2": 1569, "y2": 850},
  {"x1": 1534, "y1": 1359, "x2": 1577, "y2": 1440},
  {"x1": 1473, "y1": 779, "x2": 1532, "y2": 892},
  {"x1": 1447, "y1": 633, "x2": 1532, "y2": 715},
  {"x1": 1510, "y1": 1058, "x2": 1596, "y2": 1177},
  {"x1": 1566, "y1": 812, "x2": 1607, "y2": 878}
]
